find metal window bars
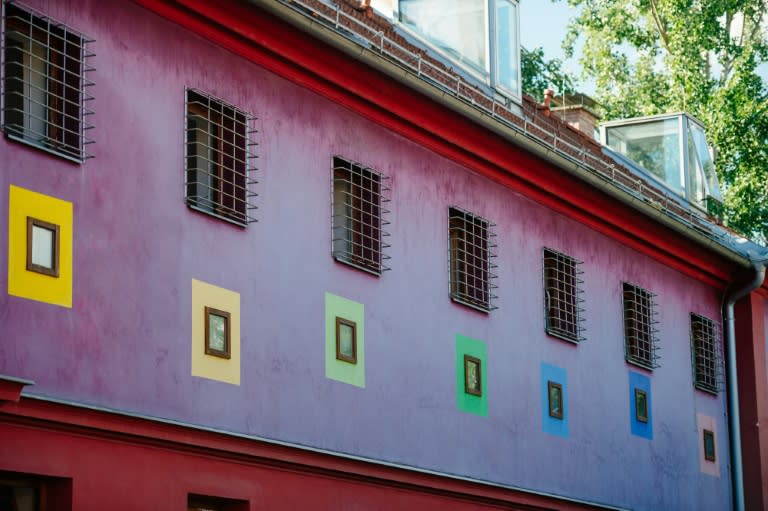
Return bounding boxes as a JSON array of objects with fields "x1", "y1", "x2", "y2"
[
  {"x1": 690, "y1": 313, "x2": 723, "y2": 394},
  {"x1": 543, "y1": 248, "x2": 585, "y2": 342},
  {"x1": 331, "y1": 156, "x2": 391, "y2": 274},
  {"x1": 185, "y1": 88, "x2": 258, "y2": 226},
  {"x1": 448, "y1": 207, "x2": 498, "y2": 312},
  {"x1": 622, "y1": 282, "x2": 660, "y2": 369},
  {"x1": 1, "y1": 1, "x2": 94, "y2": 162}
]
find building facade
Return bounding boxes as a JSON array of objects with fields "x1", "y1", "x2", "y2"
[{"x1": 1, "y1": 0, "x2": 767, "y2": 510}]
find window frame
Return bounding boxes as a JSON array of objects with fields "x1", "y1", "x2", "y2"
[
  {"x1": 204, "y1": 306, "x2": 231, "y2": 360},
  {"x1": 184, "y1": 88, "x2": 258, "y2": 227},
  {"x1": 463, "y1": 354, "x2": 482, "y2": 396},
  {"x1": 703, "y1": 429, "x2": 716, "y2": 462},
  {"x1": 396, "y1": 0, "x2": 520, "y2": 101},
  {"x1": 26, "y1": 215, "x2": 59, "y2": 277},
  {"x1": 335, "y1": 316, "x2": 357, "y2": 364},
  {"x1": 690, "y1": 312, "x2": 721, "y2": 394},
  {"x1": 622, "y1": 282, "x2": 660, "y2": 370},
  {"x1": 542, "y1": 248, "x2": 585, "y2": 343},
  {"x1": 1, "y1": 1, "x2": 94, "y2": 162},
  {"x1": 331, "y1": 156, "x2": 391, "y2": 275},
  {"x1": 634, "y1": 388, "x2": 648, "y2": 423},
  {"x1": 448, "y1": 206, "x2": 497, "y2": 312},
  {"x1": 547, "y1": 380, "x2": 563, "y2": 419}
]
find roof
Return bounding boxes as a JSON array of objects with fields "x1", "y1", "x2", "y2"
[{"x1": 252, "y1": 0, "x2": 768, "y2": 267}]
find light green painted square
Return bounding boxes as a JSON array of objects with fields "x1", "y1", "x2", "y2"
[
  {"x1": 325, "y1": 292, "x2": 365, "y2": 387},
  {"x1": 455, "y1": 335, "x2": 487, "y2": 416}
]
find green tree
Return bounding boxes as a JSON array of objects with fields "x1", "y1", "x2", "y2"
[
  {"x1": 521, "y1": 46, "x2": 578, "y2": 98},
  {"x1": 557, "y1": 0, "x2": 768, "y2": 242}
]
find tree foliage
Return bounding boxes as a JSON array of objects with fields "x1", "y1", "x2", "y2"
[
  {"x1": 521, "y1": 46, "x2": 578, "y2": 99},
  {"x1": 557, "y1": 0, "x2": 768, "y2": 243}
]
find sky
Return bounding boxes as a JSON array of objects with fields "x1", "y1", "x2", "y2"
[{"x1": 519, "y1": 0, "x2": 586, "y2": 93}]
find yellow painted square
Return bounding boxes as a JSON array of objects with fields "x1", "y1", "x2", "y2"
[
  {"x1": 191, "y1": 279, "x2": 240, "y2": 385},
  {"x1": 8, "y1": 185, "x2": 73, "y2": 308}
]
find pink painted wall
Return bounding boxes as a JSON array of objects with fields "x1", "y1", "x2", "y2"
[{"x1": 0, "y1": 1, "x2": 732, "y2": 509}]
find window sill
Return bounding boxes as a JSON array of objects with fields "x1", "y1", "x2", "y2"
[
  {"x1": 186, "y1": 203, "x2": 249, "y2": 228},
  {"x1": 333, "y1": 255, "x2": 382, "y2": 276},
  {"x1": 4, "y1": 131, "x2": 85, "y2": 164},
  {"x1": 625, "y1": 357, "x2": 656, "y2": 372},
  {"x1": 450, "y1": 295, "x2": 492, "y2": 314},
  {"x1": 694, "y1": 383, "x2": 719, "y2": 395},
  {"x1": 545, "y1": 328, "x2": 582, "y2": 345}
]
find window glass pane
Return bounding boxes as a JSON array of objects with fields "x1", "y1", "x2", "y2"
[
  {"x1": 688, "y1": 121, "x2": 722, "y2": 202},
  {"x1": 338, "y1": 323, "x2": 354, "y2": 358},
  {"x1": 400, "y1": 0, "x2": 487, "y2": 75},
  {"x1": 495, "y1": 0, "x2": 519, "y2": 94},
  {"x1": 208, "y1": 313, "x2": 227, "y2": 352},
  {"x1": 605, "y1": 119, "x2": 683, "y2": 196},
  {"x1": 31, "y1": 224, "x2": 54, "y2": 268}
]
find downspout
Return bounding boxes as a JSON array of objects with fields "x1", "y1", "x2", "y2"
[{"x1": 723, "y1": 260, "x2": 766, "y2": 511}]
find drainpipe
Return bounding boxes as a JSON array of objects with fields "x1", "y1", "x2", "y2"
[{"x1": 723, "y1": 260, "x2": 766, "y2": 511}]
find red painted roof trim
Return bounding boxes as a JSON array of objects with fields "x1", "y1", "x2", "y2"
[{"x1": 134, "y1": 0, "x2": 749, "y2": 290}]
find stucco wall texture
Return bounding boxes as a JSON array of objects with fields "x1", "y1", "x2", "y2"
[{"x1": 0, "y1": 1, "x2": 731, "y2": 509}]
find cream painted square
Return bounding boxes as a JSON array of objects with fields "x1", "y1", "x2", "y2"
[{"x1": 191, "y1": 279, "x2": 240, "y2": 385}]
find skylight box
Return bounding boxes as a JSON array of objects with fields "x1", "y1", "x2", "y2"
[
  {"x1": 398, "y1": 0, "x2": 520, "y2": 100},
  {"x1": 600, "y1": 113, "x2": 722, "y2": 210}
]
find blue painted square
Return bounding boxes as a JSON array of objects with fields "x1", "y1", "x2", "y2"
[
  {"x1": 541, "y1": 363, "x2": 568, "y2": 438},
  {"x1": 629, "y1": 371, "x2": 652, "y2": 439}
]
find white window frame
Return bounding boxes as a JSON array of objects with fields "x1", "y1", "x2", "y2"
[{"x1": 395, "y1": 0, "x2": 520, "y2": 102}]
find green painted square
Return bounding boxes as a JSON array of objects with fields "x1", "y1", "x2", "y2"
[
  {"x1": 325, "y1": 292, "x2": 365, "y2": 387},
  {"x1": 455, "y1": 335, "x2": 487, "y2": 416}
]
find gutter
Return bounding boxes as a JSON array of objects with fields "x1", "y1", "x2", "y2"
[
  {"x1": 723, "y1": 261, "x2": 767, "y2": 511},
  {"x1": 251, "y1": 0, "x2": 754, "y2": 270}
]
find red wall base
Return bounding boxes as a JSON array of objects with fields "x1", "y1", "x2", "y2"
[{"x1": 0, "y1": 396, "x2": 614, "y2": 511}]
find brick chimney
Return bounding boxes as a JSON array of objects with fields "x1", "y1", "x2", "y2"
[{"x1": 551, "y1": 93, "x2": 601, "y2": 140}]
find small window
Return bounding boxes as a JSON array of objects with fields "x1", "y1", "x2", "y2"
[
  {"x1": 26, "y1": 216, "x2": 59, "y2": 277},
  {"x1": 690, "y1": 313, "x2": 722, "y2": 394},
  {"x1": 543, "y1": 248, "x2": 584, "y2": 342},
  {"x1": 622, "y1": 282, "x2": 659, "y2": 369},
  {"x1": 448, "y1": 207, "x2": 497, "y2": 311},
  {"x1": 547, "y1": 381, "x2": 563, "y2": 419},
  {"x1": 204, "y1": 306, "x2": 231, "y2": 359},
  {"x1": 0, "y1": 472, "x2": 72, "y2": 511},
  {"x1": 634, "y1": 388, "x2": 648, "y2": 423},
  {"x1": 2, "y1": 2, "x2": 94, "y2": 161},
  {"x1": 188, "y1": 494, "x2": 248, "y2": 511},
  {"x1": 703, "y1": 429, "x2": 716, "y2": 462},
  {"x1": 463, "y1": 354, "x2": 482, "y2": 396},
  {"x1": 332, "y1": 156, "x2": 390, "y2": 274},
  {"x1": 185, "y1": 89, "x2": 258, "y2": 226},
  {"x1": 335, "y1": 317, "x2": 357, "y2": 364}
]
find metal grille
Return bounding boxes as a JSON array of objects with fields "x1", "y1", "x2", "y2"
[
  {"x1": 185, "y1": 88, "x2": 258, "y2": 226},
  {"x1": 543, "y1": 248, "x2": 585, "y2": 342},
  {"x1": 690, "y1": 313, "x2": 723, "y2": 393},
  {"x1": 1, "y1": 1, "x2": 94, "y2": 161},
  {"x1": 332, "y1": 156, "x2": 391, "y2": 274},
  {"x1": 622, "y1": 282, "x2": 660, "y2": 369},
  {"x1": 448, "y1": 207, "x2": 497, "y2": 312}
]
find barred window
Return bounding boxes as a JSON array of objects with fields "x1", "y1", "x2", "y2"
[
  {"x1": 691, "y1": 313, "x2": 722, "y2": 394},
  {"x1": 2, "y1": 1, "x2": 94, "y2": 161},
  {"x1": 332, "y1": 156, "x2": 390, "y2": 274},
  {"x1": 185, "y1": 89, "x2": 258, "y2": 226},
  {"x1": 622, "y1": 282, "x2": 660, "y2": 369},
  {"x1": 543, "y1": 248, "x2": 585, "y2": 342},
  {"x1": 448, "y1": 207, "x2": 497, "y2": 311}
]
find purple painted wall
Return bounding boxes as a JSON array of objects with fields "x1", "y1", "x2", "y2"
[{"x1": 0, "y1": 1, "x2": 730, "y2": 509}]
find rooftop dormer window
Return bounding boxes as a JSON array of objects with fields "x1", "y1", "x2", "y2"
[
  {"x1": 398, "y1": 0, "x2": 520, "y2": 100},
  {"x1": 601, "y1": 113, "x2": 722, "y2": 211}
]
